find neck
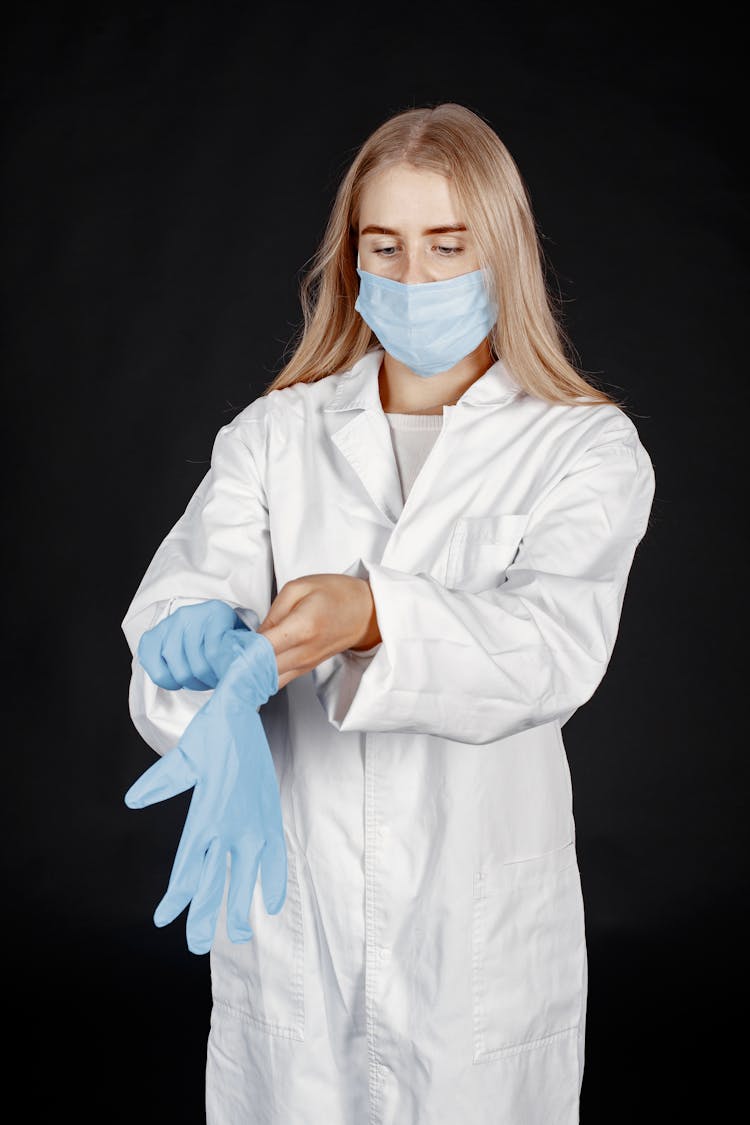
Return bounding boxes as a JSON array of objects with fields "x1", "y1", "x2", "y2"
[{"x1": 378, "y1": 340, "x2": 494, "y2": 414}]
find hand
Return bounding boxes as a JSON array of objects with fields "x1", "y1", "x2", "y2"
[
  {"x1": 257, "y1": 574, "x2": 381, "y2": 691},
  {"x1": 125, "y1": 627, "x2": 286, "y2": 955},
  {"x1": 137, "y1": 599, "x2": 248, "y2": 690}
]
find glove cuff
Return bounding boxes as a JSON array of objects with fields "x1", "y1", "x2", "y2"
[{"x1": 219, "y1": 628, "x2": 279, "y2": 706}]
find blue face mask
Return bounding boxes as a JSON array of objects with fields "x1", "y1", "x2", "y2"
[{"x1": 354, "y1": 254, "x2": 498, "y2": 378}]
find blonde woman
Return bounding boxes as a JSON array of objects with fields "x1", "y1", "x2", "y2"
[{"x1": 122, "y1": 102, "x2": 656, "y2": 1124}]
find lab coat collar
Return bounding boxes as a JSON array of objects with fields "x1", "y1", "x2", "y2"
[
  {"x1": 323, "y1": 348, "x2": 523, "y2": 414},
  {"x1": 323, "y1": 349, "x2": 523, "y2": 527}
]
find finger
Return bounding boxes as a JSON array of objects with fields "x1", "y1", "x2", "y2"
[
  {"x1": 185, "y1": 837, "x2": 227, "y2": 955},
  {"x1": 276, "y1": 666, "x2": 310, "y2": 691},
  {"x1": 257, "y1": 577, "x2": 312, "y2": 636},
  {"x1": 226, "y1": 840, "x2": 264, "y2": 942},
  {"x1": 257, "y1": 613, "x2": 312, "y2": 663},
  {"x1": 274, "y1": 644, "x2": 315, "y2": 684},
  {"x1": 256, "y1": 626, "x2": 315, "y2": 691},
  {"x1": 260, "y1": 829, "x2": 288, "y2": 916},
  {"x1": 124, "y1": 747, "x2": 197, "y2": 809},
  {"x1": 137, "y1": 625, "x2": 181, "y2": 690},
  {"x1": 257, "y1": 607, "x2": 317, "y2": 687}
]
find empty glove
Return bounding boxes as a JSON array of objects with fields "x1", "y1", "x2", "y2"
[
  {"x1": 125, "y1": 626, "x2": 286, "y2": 955},
  {"x1": 137, "y1": 598, "x2": 249, "y2": 691}
]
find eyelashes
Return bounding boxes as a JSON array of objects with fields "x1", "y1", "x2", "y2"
[{"x1": 372, "y1": 246, "x2": 465, "y2": 257}]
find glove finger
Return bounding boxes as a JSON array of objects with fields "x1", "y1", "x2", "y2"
[
  {"x1": 161, "y1": 623, "x2": 206, "y2": 690},
  {"x1": 226, "y1": 840, "x2": 264, "y2": 943},
  {"x1": 185, "y1": 837, "x2": 227, "y2": 955},
  {"x1": 182, "y1": 618, "x2": 219, "y2": 690},
  {"x1": 124, "y1": 747, "x2": 197, "y2": 809},
  {"x1": 260, "y1": 829, "x2": 288, "y2": 915},
  {"x1": 137, "y1": 626, "x2": 181, "y2": 690},
  {"x1": 203, "y1": 610, "x2": 242, "y2": 681},
  {"x1": 184, "y1": 674, "x2": 215, "y2": 691},
  {"x1": 153, "y1": 805, "x2": 208, "y2": 928}
]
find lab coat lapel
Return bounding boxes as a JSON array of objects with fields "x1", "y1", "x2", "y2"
[
  {"x1": 325, "y1": 351, "x2": 404, "y2": 527},
  {"x1": 323, "y1": 347, "x2": 524, "y2": 530}
]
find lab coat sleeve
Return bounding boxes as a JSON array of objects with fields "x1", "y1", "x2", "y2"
[
  {"x1": 121, "y1": 416, "x2": 274, "y2": 756},
  {"x1": 313, "y1": 425, "x2": 656, "y2": 745}
]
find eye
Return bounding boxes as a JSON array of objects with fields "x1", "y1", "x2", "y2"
[
  {"x1": 373, "y1": 246, "x2": 398, "y2": 256},
  {"x1": 435, "y1": 245, "x2": 464, "y2": 256}
]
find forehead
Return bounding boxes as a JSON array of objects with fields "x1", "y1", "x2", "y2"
[{"x1": 358, "y1": 163, "x2": 461, "y2": 227}]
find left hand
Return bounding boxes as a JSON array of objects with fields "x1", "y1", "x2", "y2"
[{"x1": 257, "y1": 574, "x2": 382, "y2": 691}]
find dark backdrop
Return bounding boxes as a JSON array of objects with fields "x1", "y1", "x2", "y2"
[{"x1": 3, "y1": 4, "x2": 745, "y2": 1121}]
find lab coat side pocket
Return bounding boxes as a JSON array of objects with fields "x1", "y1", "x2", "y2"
[
  {"x1": 471, "y1": 840, "x2": 586, "y2": 1064},
  {"x1": 210, "y1": 836, "x2": 305, "y2": 1041}
]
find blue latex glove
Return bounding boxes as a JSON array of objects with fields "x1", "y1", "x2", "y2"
[
  {"x1": 137, "y1": 598, "x2": 249, "y2": 691},
  {"x1": 125, "y1": 627, "x2": 286, "y2": 955}
]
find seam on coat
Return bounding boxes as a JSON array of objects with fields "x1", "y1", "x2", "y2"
[
  {"x1": 444, "y1": 519, "x2": 461, "y2": 588},
  {"x1": 211, "y1": 998, "x2": 304, "y2": 1041},
  {"x1": 287, "y1": 846, "x2": 306, "y2": 1038},
  {"x1": 473, "y1": 1023, "x2": 580, "y2": 1064},
  {"x1": 471, "y1": 894, "x2": 487, "y2": 1064},
  {"x1": 365, "y1": 737, "x2": 386, "y2": 1123},
  {"x1": 576, "y1": 919, "x2": 589, "y2": 1093},
  {"x1": 225, "y1": 414, "x2": 271, "y2": 514}
]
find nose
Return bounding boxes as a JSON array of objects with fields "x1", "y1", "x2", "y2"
[{"x1": 397, "y1": 248, "x2": 432, "y2": 285}]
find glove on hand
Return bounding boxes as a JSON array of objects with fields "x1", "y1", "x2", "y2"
[
  {"x1": 125, "y1": 627, "x2": 285, "y2": 955},
  {"x1": 137, "y1": 598, "x2": 249, "y2": 691}
]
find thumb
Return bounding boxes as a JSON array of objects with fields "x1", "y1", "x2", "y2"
[
  {"x1": 257, "y1": 578, "x2": 310, "y2": 637},
  {"x1": 124, "y1": 746, "x2": 198, "y2": 809}
]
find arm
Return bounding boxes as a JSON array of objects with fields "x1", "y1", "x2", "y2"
[
  {"x1": 312, "y1": 426, "x2": 656, "y2": 745},
  {"x1": 121, "y1": 414, "x2": 274, "y2": 755}
]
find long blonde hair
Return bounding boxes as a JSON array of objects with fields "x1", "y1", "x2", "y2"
[{"x1": 263, "y1": 103, "x2": 622, "y2": 408}]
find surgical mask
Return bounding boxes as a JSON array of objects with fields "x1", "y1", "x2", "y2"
[{"x1": 354, "y1": 251, "x2": 498, "y2": 378}]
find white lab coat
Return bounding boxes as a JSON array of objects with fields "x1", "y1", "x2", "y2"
[{"x1": 121, "y1": 347, "x2": 656, "y2": 1125}]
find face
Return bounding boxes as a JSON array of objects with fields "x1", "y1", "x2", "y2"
[{"x1": 357, "y1": 162, "x2": 479, "y2": 283}]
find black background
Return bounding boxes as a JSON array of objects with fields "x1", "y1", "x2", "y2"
[{"x1": 3, "y1": 3, "x2": 746, "y2": 1121}]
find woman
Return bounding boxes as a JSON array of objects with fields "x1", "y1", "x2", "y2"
[{"x1": 122, "y1": 103, "x2": 656, "y2": 1124}]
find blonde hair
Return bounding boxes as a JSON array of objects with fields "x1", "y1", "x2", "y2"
[{"x1": 262, "y1": 102, "x2": 623, "y2": 408}]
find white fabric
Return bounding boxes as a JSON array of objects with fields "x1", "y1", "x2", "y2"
[
  {"x1": 121, "y1": 347, "x2": 655, "y2": 1124},
  {"x1": 384, "y1": 410, "x2": 444, "y2": 501}
]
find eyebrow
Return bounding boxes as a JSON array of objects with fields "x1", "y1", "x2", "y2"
[{"x1": 359, "y1": 224, "x2": 468, "y2": 236}]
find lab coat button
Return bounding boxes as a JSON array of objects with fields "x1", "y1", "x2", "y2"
[{"x1": 379, "y1": 946, "x2": 391, "y2": 961}]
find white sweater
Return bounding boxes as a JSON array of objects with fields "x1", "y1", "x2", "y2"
[{"x1": 384, "y1": 411, "x2": 444, "y2": 502}]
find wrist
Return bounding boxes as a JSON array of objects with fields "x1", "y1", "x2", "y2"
[{"x1": 350, "y1": 579, "x2": 382, "y2": 651}]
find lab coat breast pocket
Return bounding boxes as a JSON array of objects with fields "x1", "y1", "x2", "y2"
[
  {"x1": 445, "y1": 513, "x2": 530, "y2": 593},
  {"x1": 210, "y1": 839, "x2": 305, "y2": 1041},
  {"x1": 471, "y1": 840, "x2": 586, "y2": 1064}
]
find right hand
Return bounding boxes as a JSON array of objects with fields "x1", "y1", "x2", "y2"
[
  {"x1": 137, "y1": 599, "x2": 250, "y2": 690},
  {"x1": 125, "y1": 628, "x2": 284, "y2": 954}
]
